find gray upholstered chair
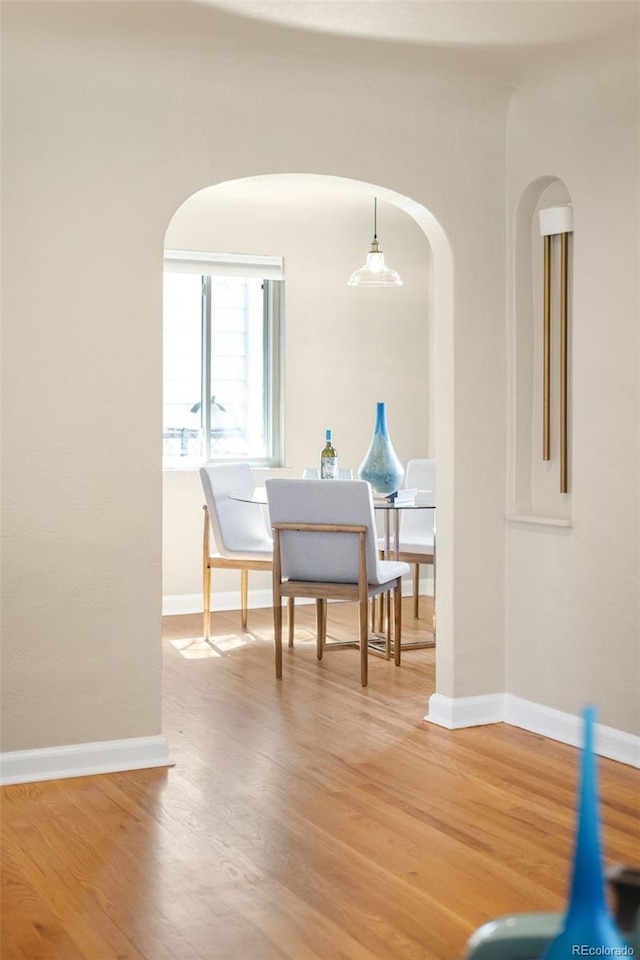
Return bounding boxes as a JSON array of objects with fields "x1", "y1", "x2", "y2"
[
  {"x1": 265, "y1": 478, "x2": 410, "y2": 686},
  {"x1": 199, "y1": 463, "x2": 272, "y2": 640}
]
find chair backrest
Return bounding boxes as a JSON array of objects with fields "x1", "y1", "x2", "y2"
[
  {"x1": 199, "y1": 463, "x2": 271, "y2": 556},
  {"x1": 402, "y1": 459, "x2": 436, "y2": 542},
  {"x1": 266, "y1": 479, "x2": 386, "y2": 585}
]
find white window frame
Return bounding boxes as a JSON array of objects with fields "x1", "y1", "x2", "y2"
[{"x1": 163, "y1": 250, "x2": 285, "y2": 469}]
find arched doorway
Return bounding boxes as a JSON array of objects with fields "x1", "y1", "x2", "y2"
[{"x1": 161, "y1": 172, "x2": 454, "y2": 703}]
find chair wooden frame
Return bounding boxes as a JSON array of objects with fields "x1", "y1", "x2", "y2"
[
  {"x1": 202, "y1": 504, "x2": 273, "y2": 640},
  {"x1": 202, "y1": 504, "x2": 294, "y2": 643},
  {"x1": 375, "y1": 512, "x2": 434, "y2": 628},
  {"x1": 403, "y1": 548, "x2": 435, "y2": 619},
  {"x1": 377, "y1": 545, "x2": 435, "y2": 620},
  {"x1": 271, "y1": 521, "x2": 403, "y2": 687},
  {"x1": 385, "y1": 458, "x2": 436, "y2": 622}
]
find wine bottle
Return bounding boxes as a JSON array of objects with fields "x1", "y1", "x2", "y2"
[{"x1": 320, "y1": 429, "x2": 338, "y2": 479}]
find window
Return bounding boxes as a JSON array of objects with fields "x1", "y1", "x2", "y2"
[{"x1": 163, "y1": 251, "x2": 284, "y2": 469}]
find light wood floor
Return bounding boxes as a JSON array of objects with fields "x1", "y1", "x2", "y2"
[{"x1": 2, "y1": 598, "x2": 639, "y2": 960}]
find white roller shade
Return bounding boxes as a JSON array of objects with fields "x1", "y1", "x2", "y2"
[{"x1": 165, "y1": 249, "x2": 285, "y2": 280}]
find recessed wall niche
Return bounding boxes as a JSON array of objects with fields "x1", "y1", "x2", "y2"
[{"x1": 512, "y1": 177, "x2": 573, "y2": 521}]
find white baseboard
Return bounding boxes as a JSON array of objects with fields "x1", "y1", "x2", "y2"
[
  {"x1": 427, "y1": 692, "x2": 504, "y2": 728},
  {"x1": 0, "y1": 735, "x2": 173, "y2": 786},
  {"x1": 426, "y1": 693, "x2": 639, "y2": 768},
  {"x1": 163, "y1": 577, "x2": 435, "y2": 617},
  {"x1": 162, "y1": 590, "x2": 273, "y2": 616},
  {"x1": 162, "y1": 589, "x2": 315, "y2": 616},
  {"x1": 503, "y1": 695, "x2": 640, "y2": 767}
]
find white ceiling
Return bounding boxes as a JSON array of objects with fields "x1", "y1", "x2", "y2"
[
  {"x1": 10, "y1": 1, "x2": 637, "y2": 83},
  {"x1": 202, "y1": 0, "x2": 638, "y2": 49}
]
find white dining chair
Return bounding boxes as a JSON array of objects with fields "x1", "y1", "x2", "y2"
[
  {"x1": 398, "y1": 458, "x2": 435, "y2": 618},
  {"x1": 265, "y1": 479, "x2": 410, "y2": 686},
  {"x1": 199, "y1": 463, "x2": 273, "y2": 640},
  {"x1": 376, "y1": 458, "x2": 436, "y2": 620}
]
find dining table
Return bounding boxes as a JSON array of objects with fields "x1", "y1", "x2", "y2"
[{"x1": 229, "y1": 483, "x2": 436, "y2": 650}]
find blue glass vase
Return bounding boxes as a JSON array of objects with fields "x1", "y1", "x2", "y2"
[
  {"x1": 358, "y1": 402, "x2": 405, "y2": 495},
  {"x1": 541, "y1": 706, "x2": 628, "y2": 959}
]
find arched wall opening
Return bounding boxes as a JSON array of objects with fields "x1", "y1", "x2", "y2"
[{"x1": 161, "y1": 172, "x2": 454, "y2": 697}]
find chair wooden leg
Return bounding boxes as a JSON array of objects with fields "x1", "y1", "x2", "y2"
[
  {"x1": 394, "y1": 580, "x2": 402, "y2": 666},
  {"x1": 377, "y1": 593, "x2": 384, "y2": 633},
  {"x1": 371, "y1": 594, "x2": 384, "y2": 635},
  {"x1": 203, "y1": 562, "x2": 211, "y2": 642},
  {"x1": 322, "y1": 600, "x2": 327, "y2": 650},
  {"x1": 287, "y1": 598, "x2": 295, "y2": 647},
  {"x1": 274, "y1": 592, "x2": 283, "y2": 679},
  {"x1": 316, "y1": 599, "x2": 327, "y2": 659},
  {"x1": 359, "y1": 595, "x2": 369, "y2": 687},
  {"x1": 413, "y1": 563, "x2": 420, "y2": 619},
  {"x1": 385, "y1": 590, "x2": 392, "y2": 661},
  {"x1": 240, "y1": 568, "x2": 248, "y2": 630}
]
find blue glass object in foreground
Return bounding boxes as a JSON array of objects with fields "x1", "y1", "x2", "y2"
[
  {"x1": 541, "y1": 706, "x2": 628, "y2": 959},
  {"x1": 357, "y1": 401, "x2": 404, "y2": 495}
]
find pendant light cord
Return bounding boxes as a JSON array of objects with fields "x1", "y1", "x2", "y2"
[{"x1": 373, "y1": 196, "x2": 378, "y2": 241}]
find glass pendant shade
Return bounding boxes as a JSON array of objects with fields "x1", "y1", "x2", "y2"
[
  {"x1": 348, "y1": 242, "x2": 403, "y2": 287},
  {"x1": 348, "y1": 200, "x2": 403, "y2": 287}
]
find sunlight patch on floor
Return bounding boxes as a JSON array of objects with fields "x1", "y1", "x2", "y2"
[
  {"x1": 169, "y1": 637, "x2": 221, "y2": 659},
  {"x1": 170, "y1": 627, "x2": 321, "y2": 659},
  {"x1": 213, "y1": 633, "x2": 249, "y2": 652},
  {"x1": 170, "y1": 632, "x2": 271, "y2": 658}
]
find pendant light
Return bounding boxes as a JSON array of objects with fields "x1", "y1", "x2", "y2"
[{"x1": 348, "y1": 197, "x2": 403, "y2": 287}]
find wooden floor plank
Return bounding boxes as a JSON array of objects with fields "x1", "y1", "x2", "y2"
[{"x1": 2, "y1": 599, "x2": 638, "y2": 960}]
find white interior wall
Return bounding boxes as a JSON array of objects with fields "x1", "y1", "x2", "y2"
[
  {"x1": 1, "y1": 0, "x2": 510, "y2": 755},
  {"x1": 1, "y1": 2, "x2": 506, "y2": 754},
  {"x1": 506, "y1": 55, "x2": 639, "y2": 736},
  {"x1": 162, "y1": 180, "x2": 432, "y2": 605},
  {"x1": 13, "y1": 0, "x2": 639, "y2": 763}
]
